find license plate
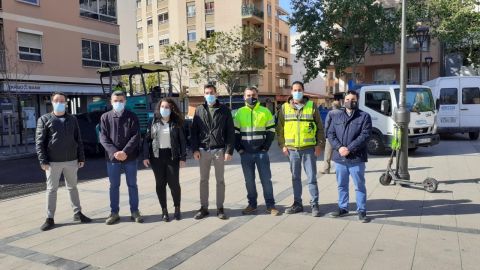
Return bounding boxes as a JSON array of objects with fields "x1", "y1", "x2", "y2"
[{"x1": 418, "y1": 138, "x2": 431, "y2": 144}]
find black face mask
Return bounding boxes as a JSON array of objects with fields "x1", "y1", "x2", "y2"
[
  {"x1": 245, "y1": 97, "x2": 258, "y2": 106},
  {"x1": 344, "y1": 101, "x2": 358, "y2": 110}
]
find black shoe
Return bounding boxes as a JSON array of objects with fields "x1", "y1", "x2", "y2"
[
  {"x1": 174, "y1": 206, "x2": 181, "y2": 221},
  {"x1": 73, "y1": 212, "x2": 92, "y2": 223},
  {"x1": 358, "y1": 212, "x2": 370, "y2": 223},
  {"x1": 194, "y1": 207, "x2": 209, "y2": 220},
  {"x1": 40, "y1": 218, "x2": 55, "y2": 231},
  {"x1": 329, "y1": 208, "x2": 349, "y2": 218},
  {"x1": 162, "y1": 208, "x2": 170, "y2": 222},
  {"x1": 285, "y1": 203, "x2": 304, "y2": 214},
  {"x1": 217, "y1": 208, "x2": 228, "y2": 220}
]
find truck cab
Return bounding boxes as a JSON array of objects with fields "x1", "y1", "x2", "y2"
[{"x1": 357, "y1": 85, "x2": 440, "y2": 154}]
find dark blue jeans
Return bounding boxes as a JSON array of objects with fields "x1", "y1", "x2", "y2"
[
  {"x1": 240, "y1": 151, "x2": 275, "y2": 208},
  {"x1": 335, "y1": 162, "x2": 367, "y2": 213},
  {"x1": 106, "y1": 160, "x2": 139, "y2": 214},
  {"x1": 288, "y1": 147, "x2": 319, "y2": 205}
]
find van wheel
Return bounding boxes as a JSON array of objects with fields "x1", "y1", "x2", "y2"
[
  {"x1": 469, "y1": 132, "x2": 479, "y2": 140},
  {"x1": 367, "y1": 134, "x2": 385, "y2": 155}
]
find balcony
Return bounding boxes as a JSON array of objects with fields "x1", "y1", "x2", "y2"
[
  {"x1": 242, "y1": 5, "x2": 264, "y2": 23},
  {"x1": 0, "y1": 48, "x2": 5, "y2": 72},
  {"x1": 277, "y1": 64, "x2": 292, "y2": 75}
]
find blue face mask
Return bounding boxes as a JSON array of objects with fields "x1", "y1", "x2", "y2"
[
  {"x1": 52, "y1": 102, "x2": 66, "y2": 113},
  {"x1": 160, "y1": 108, "x2": 171, "y2": 118},
  {"x1": 292, "y1": 91, "x2": 304, "y2": 101},
  {"x1": 205, "y1": 94, "x2": 216, "y2": 105},
  {"x1": 112, "y1": 102, "x2": 125, "y2": 112}
]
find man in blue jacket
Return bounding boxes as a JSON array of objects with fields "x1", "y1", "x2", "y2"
[{"x1": 327, "y1": 91, "x2": 372, "y2": 222}]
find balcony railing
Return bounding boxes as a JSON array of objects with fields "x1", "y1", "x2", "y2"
[
  {"x1": 277, "y1": 64, "x2": 292, "y2": 75},
  {"x1": 242, "y1": 5, "x2": 264, "y2": 19}
]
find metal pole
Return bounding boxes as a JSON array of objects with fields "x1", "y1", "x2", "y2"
[
  {"x1": 395, "y1": 0, "x2": 410, "y2": 180},
  {"x1": 419, "y1": 44, "x2": 423, "y2": 84},
  {"x1": 8, "y1": 114, "x2": 13, "y2": 154}
]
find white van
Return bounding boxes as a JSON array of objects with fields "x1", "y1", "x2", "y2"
[
  {"x1": 423, "y1": 76, "x2": 480, "y2": 140},
  {"x1": 356, "y1": 85, "x2": 440, "y2": 154}
]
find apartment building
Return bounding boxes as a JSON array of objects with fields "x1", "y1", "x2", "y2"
[
  {"x1": 0, "y1": 0, "x2": 119, "y2": 144},
  {"x1": 133, "y1": 0, "x2": 292, "y2": 112}
]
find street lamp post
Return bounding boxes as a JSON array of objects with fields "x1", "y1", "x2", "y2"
[
  {"x1": 414, "y1": 25, "x2": 429, "y2": 84},
  {"x1": 396, "y1": 0, "x2": 410, "y2": 180},
  {"x1": 424, "y1": 56, "x2": 433, "y2": 81}
]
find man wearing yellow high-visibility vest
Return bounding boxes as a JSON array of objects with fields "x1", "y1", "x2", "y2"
[
  {"x1": 277, "y1": 81, "x2": 325, "y2": 217},
  {"x1": 234, "y1": 87, "x2": 280, "y2": 216}
]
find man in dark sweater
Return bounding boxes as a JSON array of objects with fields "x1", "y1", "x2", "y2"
[
  {"x1": 190, "y1": 84, "x2": 235, "y2": 220},
  {"x1": 100, "y1": 91, "x2": 143, "y2": 225},
  {"x1": 35, "y1": 92, "x2": 91, "y2": 231}
]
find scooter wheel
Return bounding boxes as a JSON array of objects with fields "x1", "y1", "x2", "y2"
[
  {"x1": 379, "y1": 173, "x2": 392, "y2": 186},
  {"x1": 423, "y1": 178, "x2": 438, "y2": 193}
]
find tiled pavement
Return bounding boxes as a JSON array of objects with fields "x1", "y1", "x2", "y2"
[{"x1": 1, "y1": 138, "x2": 479, "y2": 270}]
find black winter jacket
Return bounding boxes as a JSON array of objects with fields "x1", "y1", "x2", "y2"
[
  {"x1": 142, "y1": 118, "x2": 187, "y2": 161},
  {"x1": 327, "y1": 109, "x2": 372, "y2": 164},
  {"x1": 35, "y1": 113, "x2": 85, "y2": 165},
  {"x1": 190, "y1": 101, "x2": 235, "y2": 155}
]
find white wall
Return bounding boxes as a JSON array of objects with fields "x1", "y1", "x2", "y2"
[
  {"x1": 117, "y1": 0, "x2": 138, "y2": 63},
  {"x1": 290, "y1": 33, "x2": 326, "y2": 95}
]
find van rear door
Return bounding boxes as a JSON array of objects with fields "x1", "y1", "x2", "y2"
[
  {"x1": 459, "y1": 77, "x2": 480, "y2": 128},
  {"x1": 437, "y1": 78, "x2": 460, "y2": 130}
]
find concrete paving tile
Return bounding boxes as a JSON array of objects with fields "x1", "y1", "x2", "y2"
[{"x1": 411, "y1": 228, "x2": 461, "y2": 270}]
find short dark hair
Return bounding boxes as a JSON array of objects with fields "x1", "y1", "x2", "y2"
[
  {"x1": 111, "y1": 90, "x2": 126, "y2": 97},
  {"x1": 204, "y1": 84, "x2": 217, "y2": 93},
  {"x1": 51, "y1": 92, "x2": 66, "y2": 100},
  {"x1": 291, "y1": 81, "x2": 304, "y2": 90},
  {"x1": 245, "y1": 86, "x2": 258, "y2": 93},
  {"x1": 346, "y1": 90, "x2": 359, "y2": 99}
]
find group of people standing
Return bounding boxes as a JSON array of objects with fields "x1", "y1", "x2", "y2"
[{"x1": 35, "y1": 81, "x2": 372, "y2": 231}]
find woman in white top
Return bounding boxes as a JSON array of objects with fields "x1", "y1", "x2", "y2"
[{"x1": 142, "y1": 98, "x2": 187, "y2": 221}]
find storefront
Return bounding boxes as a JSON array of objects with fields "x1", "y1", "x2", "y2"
[{"x1": 0, "y1": 82, "x2": 104, "y2": 146}]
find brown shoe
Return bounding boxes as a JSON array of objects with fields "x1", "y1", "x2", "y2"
[
  {"x1": 241, "y1": 205, "x2": 257, "y2": 215},
  {"x1": 266, "y1": 207, "x2": 281, "y2": 216}
]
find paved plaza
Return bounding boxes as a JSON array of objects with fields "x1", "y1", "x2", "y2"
[{"x1": 0, "y1": 137, "x2": 479, "y2": 270}]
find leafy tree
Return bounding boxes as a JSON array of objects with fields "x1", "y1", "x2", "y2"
[
  {"x1": 409, "y1": 0, "x2": 480, "y2": 68},
  {"x1": 289, "y1": 0, "x2": 400, "y2": 82},
  {"x1": 190, "y1": 26, "x2": 264, "y2": 108}
]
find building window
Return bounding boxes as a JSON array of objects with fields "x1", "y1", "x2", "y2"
[
  {"x1": 407, "y1": 36, "x2": 429, "y2": 52},
  {"x1": 136, "y1": 19, "x2": 142, "y2": 29},
  {"x1": 159, "y1": 35, "x2": 169, "y2": 46},
  {"x1": 267, "y1": 30, "x2": 271, "y2": 40},
  {"x1": 138, "y1": 43, "x2": 144, "y2": 50},
  {"x1": 136, "y1": 0, "x2": 141, "y2": 8},
  {"x1": 17, "y1": 0, "x2": 39, "y2": 5},
  {"x1": 146, "y1": 0, "x2": 151, "y2": 6},
  {"x1": 80, "y1": 0, "x2": 117, "y2": 24},
  {"x1": 158, "y1": 12, "x2": 168, "y2": 24},
  {"x1": 187, "y1": 30, "x2": 196, "y2": 42},
  {"x1": 147, "y1": 17, "x2": 153, "y2": 26},
  {"x1": 82, "y1": 39, "x2": 118, "y2": 67},
  {"x1": 365, "y1": 91, "x2": 392, "y2": 115},
  {"x1": 371, "y1": 42, "x2": 395, "y2": 55},
  {"x1": 278, "y1": 57, "x2": 287, "y2": 66},
  {"x1": 439, "y1": 88, "x2": 458, "y2": 105},
  {"x1": 267, "y1": 3, "x2": 272, "y2": 16},
  {"x1": 373, "y1": 68, "x2": 396, "y2": 84},
  {"x1": 148, "y1": 37, "x2": 154, "y2": 48},
  {"x1": 187, "y1": 3, "x2": 196, "y2": 17},
  {"x1": 205, "y1": 1, "x2": 214, "y2": 15},
  {"x1": 328, "y1": 71, "x2": 334, "y2": 80},
  {"x1": 18, "y1": 31, "x2": 42, "y2": 62},
  {"x1": 462, "y1": 87, "x2": 480, "y2": 104},
  {"x1": 284, "y1": 36, "x2": 288, "y2": 51},
  {"x1": 275, "y1": 33, "x2": 280, "y2": 43},
  {"x1": 279, "y1": 78, "x2": 287, "y2": 88},
  {"x1": 407, "y1": 66, "x2": 427, "y2": 84},
  {"x1": 206, "y1": 27, "x2": 215, "y2": 38}
]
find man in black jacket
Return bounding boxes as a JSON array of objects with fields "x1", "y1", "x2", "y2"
[
  {"x1": 35, "y1": 92, "x2": 91, "y2": 231},
  {"x1": 327, "y1": 91, "x2": 372, "y2": 223},
  {"x1": 100, "y1": 91, "x2": 143, "y2": 225},
  {"x1": 190, "y1": 84, "x2": 235, "y2": 220}
]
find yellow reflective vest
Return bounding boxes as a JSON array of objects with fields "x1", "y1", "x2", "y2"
[
  {"x1": 282, "y1": 100, "x2": 317, "y2": 147},
  {"x1": 234, "y1": 102, "x2": 275, "y2": 152}
]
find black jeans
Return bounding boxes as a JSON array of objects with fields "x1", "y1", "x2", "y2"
[{"x1": 150, "y1": 149, "x2": 181, "y2": 209}]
